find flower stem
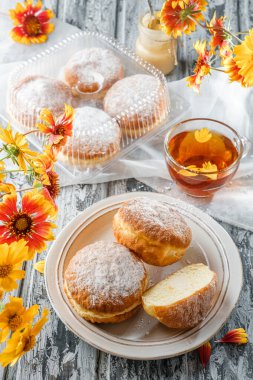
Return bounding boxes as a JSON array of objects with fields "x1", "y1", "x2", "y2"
[
  {"x1": 211, "y1": 67, "x2": 226, "y2": 73},
  {"x1": 15, "y1": 187, "x2": 35, "y2": 193},
  {"x1": 235, "y1": 31, "x2": 248, "y2": 35},
  {"x1": 0, "y1": 155, "x2": 10, "y2": 161},
  {"x1": 2, "y1": 168, "x2": 33, "y2": 174},
  {"x1": 187, "y1": 15, "x2": 243, "y2": 43},
  {"x1": 23, "y1": 129, "x2": 40, "y2": 136}
]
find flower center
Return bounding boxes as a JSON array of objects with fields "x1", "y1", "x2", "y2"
[
  {"x1": 0, "y1": 265, "x2": 12, "y2": 278},
  {"x1": 8, "y1": 314, "x2": 22, "y2": 331},
  {"x1": 8, "y1": 212, "x2": 33, "y2": 237},
  {"x1": 46, "y1": 171, "x2": 60, "y2": 199},
  {"x1": 55, "y1": 125, "x2": 65, "y2": 136},
  {"x1": 8, "y1": 145, "x2": 20, "y2": 156},
  {"x1": 24, "y1": 15, "x2": 41, "y2": 37},
  {"x1": 23, "y1": 335, "x2": 36, "y2": 352}
]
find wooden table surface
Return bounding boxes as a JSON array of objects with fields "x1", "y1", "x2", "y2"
[{"x1": 1, "y1": 0, "x2": 253, "y2": 379}]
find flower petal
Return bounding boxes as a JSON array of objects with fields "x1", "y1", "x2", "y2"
[{"x1": 198, "y1": 341, "x2": 211, "y2": 368}]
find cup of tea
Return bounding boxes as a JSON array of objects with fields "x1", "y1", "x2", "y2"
[{"x1": 164, "y1": 118, "x2": 247, "y2": 197}]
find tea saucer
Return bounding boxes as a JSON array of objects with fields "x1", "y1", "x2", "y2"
[{"x1": 45, "y1": 192, "x2": 243, "y2": 360}]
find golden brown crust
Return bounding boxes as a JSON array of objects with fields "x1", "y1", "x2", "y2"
[
  {"x1": 58, "y1": 139, "x2": 121, "y2": 168},
  {"x1": 64, "y1": 280, "x2": 141, "y2": 323},
  {"x1": 142, "y1": 273, "x2": 218, "y2": 329},
  {"x1": 64, "y1": 241, "x2": 148, "y2": 321},
  {"x1": 113, "y1": 197, "x2": 192, "y2": 266},
  {"x1": 103, "y1": 74, "x2": 166, "y2": 137}
]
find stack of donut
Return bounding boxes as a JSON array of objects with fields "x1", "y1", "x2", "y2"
[
  {"x1": 9, "y1": 47, "x2": 167, "y2": 169},
  {"x1": 64, "y1": 197, "x2": 218, "y2": 329}
]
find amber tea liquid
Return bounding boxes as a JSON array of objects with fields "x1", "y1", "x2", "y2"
[{"x1": 166, "y1": 130, "x2": 239, "y2": 197}]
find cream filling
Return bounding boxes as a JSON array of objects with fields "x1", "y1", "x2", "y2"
[{"x1": 64, "y1": 280, "x2": 141, "y2": 320}]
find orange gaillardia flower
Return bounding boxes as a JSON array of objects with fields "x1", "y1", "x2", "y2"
[
  {"x1": 0, "y1": 309, "x2": 49, "y2": 367},
  {"x1": 0, "y1": 191, "x2": 56, "y2": 259},
  {"x1": 0, "y1": 240, "x2": 29, "y2": 292},
  {"x1": 207, "y1": 12, "x2": 232, "y2": 57},
  {"x1": 0, "y1": 297, "x2": 39, "y2": 343},
  {"x1": 9, "y1": 0, "x2": 54, "y2": 45},
  {"x1": 187, "y1": 40, "x2": 212, "y2": 92},
  {"x1": 217, "y1": 328, "x2": 248, "y2": 344},
  {"x1": 37, "y1": 104, "x2": 74, "y2": 153},
  {"x1": 234, "y1": 29, "x2": 253, "y2": 87},
  {"x1": 161, "y1": 0, "x2": 207, "y2": 38},
  {"x1": 34, "y1": 147, "x2": 60, "y2": 209}
]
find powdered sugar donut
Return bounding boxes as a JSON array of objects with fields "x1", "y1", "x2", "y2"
[
  {"x1": 64, "y1": 48, "x2": 124, "y2": 99},
  {"x1": 64, "y1": 241, "x2": 148, "y2": 323},
  {"x1": 58, "y1": 106, "x2": 121, "y2": 168},
  {"x1": 113, "y1": 197, "x2": 192, "y2": 266},
  {"x1": 8, "y1": 75, "x2": 73, "y2": 131},
  {"x1": 104, "y1": 74, "x2": 166, "y2": 137}
]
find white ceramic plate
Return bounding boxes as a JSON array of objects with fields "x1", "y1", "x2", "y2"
[{"x1": 45, "y1": 192, "x2": 243, "y2": 360}]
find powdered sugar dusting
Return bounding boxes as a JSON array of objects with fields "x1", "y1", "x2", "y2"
[
  {"x1": 104, "y1": 74, "x2": 160, "y2": 117},
  {"x1": 120, "y1": 197, "x2": 192, "y2": 246},
  {"x1": 64, "y1": 48, "x2": 123, "y2": 86},
  {"x1": 66, "y1": 241, "x2": 146, "y2": 307},
  {"x1": 65, "y1": 106, "x2": 121, "y2": 153},
  {"x1": 14, "y1": 75, "x2": 72, "y2": 115}
]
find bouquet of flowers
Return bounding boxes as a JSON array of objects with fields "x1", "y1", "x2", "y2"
[
  {"x1": 0, "y1": 105, "x2": 74, "y2": 367},
  {"x1": 159, "y1": 0, "x2": 253, "y2": 92}
]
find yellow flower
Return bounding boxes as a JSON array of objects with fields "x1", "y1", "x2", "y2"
[
  {"x1": 0, "y1": 297, "x2": 39, "y2": 342},
  {"x1": 0, "y1": 240, "x2": 29, "y2": 292},
  {"x1": 194, "y1": 128, "x2": 212, "y2": 143},
  {"x1": 0, "y1": 124, "x2": 36, "y2": 173},
  {"x1": 34, "y1": 260, "x2": 45, "y2": 274},
  {"x1": 234, "y1": 29, "x2": 253, "y2": 87},
  {"x1": 0, "y1": 308, "x2": 49, "y2": 367},
  {"x1": 223, "y1": 57, "x2": 247, "y2": 86}
]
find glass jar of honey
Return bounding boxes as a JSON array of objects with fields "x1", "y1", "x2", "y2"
[{"x1": 135, "y1": 12, "x2": 177, "y2": 75}]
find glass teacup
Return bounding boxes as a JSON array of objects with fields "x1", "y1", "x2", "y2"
[{"x1": 164, "y1": 118, "x2": 246, "y2": 197}]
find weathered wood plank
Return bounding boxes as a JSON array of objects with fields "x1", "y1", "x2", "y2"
[{"x1": 57, "y1": 0, "x2": 118, "y2": 36}]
